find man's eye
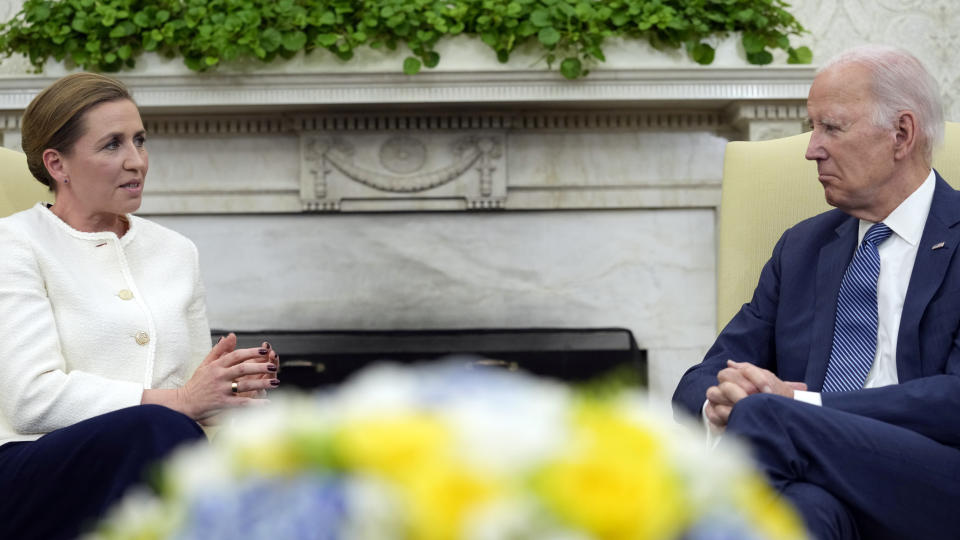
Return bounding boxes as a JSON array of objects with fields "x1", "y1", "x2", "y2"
[
  {"x1": 104, "y1": 140, "x2": 119, "y2": 150},
  {"x1": 134, "y1": 135, "x2": 146, "y2": 147}
]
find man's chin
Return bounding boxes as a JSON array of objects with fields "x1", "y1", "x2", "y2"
[{"x1": 821, "y1": 188, "x2": 844, "y2": 210}]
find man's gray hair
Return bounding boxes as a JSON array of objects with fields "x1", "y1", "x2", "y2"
[{"x1": 821, "y1": 45, "x2": 943, "y2": 161}]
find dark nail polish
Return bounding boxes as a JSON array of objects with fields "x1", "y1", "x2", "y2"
[
  {"x1": 270, "y1": 379, "x2": 280, "y2": 387},
  {"x1": 264, "y1": 341, "x2": 272, "y2": 350},
  {"x1": 258, "y1": 348, "x2": 268, "y2": 355},
  {"x1": 267, "y1": 364, "x2": 277, "y2": 372}
]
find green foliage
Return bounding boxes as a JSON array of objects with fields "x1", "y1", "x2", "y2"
[{"x1": 0, "y1": 0, "x2": 811, "y2": 79}]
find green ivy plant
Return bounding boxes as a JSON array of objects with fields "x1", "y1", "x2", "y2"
[{"x1": 0, "y1": 0, "x2": 812, "y2": 79}]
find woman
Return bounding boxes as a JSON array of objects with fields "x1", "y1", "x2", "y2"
[{"x1": 0, "y1": 73, "x2": 279, "y2": 539}]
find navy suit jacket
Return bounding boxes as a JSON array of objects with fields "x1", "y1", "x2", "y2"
[{"x1": 673, "y1": 173, "x2": 960, "y2": 448}]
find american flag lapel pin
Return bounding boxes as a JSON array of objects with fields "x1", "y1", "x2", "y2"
[{"x1": 932, "y1": 241, "x2": 946, "y2": 250}]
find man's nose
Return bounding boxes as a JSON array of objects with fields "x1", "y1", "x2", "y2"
[{"x1": 805, "y1": 133, "x2": 825, "y2": 161}]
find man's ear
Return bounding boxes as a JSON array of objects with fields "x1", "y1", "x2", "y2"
[
  {"x1": 893, "y1": 110, "x2": 918, "y2": 161},
  {"x1": 42, "y1": 148, "x2": 67, "y2": 182}
]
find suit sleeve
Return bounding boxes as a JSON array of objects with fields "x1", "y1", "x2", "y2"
[{"x1": 671, "y1": 228, "x2": 788, "y2": 420}]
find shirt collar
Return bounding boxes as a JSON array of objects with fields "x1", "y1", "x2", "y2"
[{"x1": 858, "y1": 169, "x2": 935, "y2": 246}]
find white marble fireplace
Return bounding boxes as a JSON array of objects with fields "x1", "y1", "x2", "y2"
[{"x1": 0, "y1": 39, "x2": 815, "y2": 405}]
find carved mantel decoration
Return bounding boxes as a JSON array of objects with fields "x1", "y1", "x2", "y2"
[{"x1": 301, "y1": 132, "x2": 506, "y2": 212}]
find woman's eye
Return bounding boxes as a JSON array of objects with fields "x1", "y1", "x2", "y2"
[{"x1": 134, "y1": 135, "x2": 146, "y2": 147}]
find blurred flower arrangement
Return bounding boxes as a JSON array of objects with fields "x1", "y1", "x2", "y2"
[{"x1": 89, "y1": 361, "x2": 808, "y2": 540}]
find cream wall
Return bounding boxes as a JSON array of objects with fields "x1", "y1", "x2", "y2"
[{"x1": 792, "y1": 0, "x2": 960, "y2": 120}]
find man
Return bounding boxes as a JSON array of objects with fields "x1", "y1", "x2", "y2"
[{"x1": 673, "y1": 45, "x2": 960, "y2": 540}]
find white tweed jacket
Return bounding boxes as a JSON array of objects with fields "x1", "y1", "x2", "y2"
[{"x1": 0, "y1": 203, "x2": 211, "y2": 446}]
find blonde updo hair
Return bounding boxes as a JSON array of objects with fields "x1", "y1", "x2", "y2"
[{"x1": 21, "y1": 72, "x2": 133, "y2": 190}]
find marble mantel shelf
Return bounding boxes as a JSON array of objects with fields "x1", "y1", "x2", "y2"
[
  {"x1": 0, "y1": 66, "x2": 815, "y2": 111},
  {"x1": 0, "y1": 47, "x2": 814, "y2": 214}
]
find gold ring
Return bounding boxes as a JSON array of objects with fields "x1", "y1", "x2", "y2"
[{"x1": 231, "y1": 381, "x2": 239, "y2": 394}]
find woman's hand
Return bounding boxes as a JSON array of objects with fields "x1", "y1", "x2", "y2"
[
  {"x1": 233, "y1": 340, "x2": 280, "y2": 400},
  {"x1": 142, "y1": 333, "x2": 279, "y2": 422}
]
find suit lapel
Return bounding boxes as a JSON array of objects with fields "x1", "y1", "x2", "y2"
[
  {"x1": 897, "y1": 173, "x2": 960, "y2": 380},
  {"x1": 806, "y1": 217, "x2": 858, "y2": 390}
]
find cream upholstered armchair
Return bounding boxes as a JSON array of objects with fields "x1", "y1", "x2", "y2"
[
  {"x1": 716, "y1": 121, "x2": 960, "y2": 331},
  {"x1": 0, "y1": 146, "x2": 51, "y2": 218}
]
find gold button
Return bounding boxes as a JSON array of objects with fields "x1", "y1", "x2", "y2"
[
  {"x1": 135, "y1": 331, "x2": 150, "y2": 346},
  {"x1": 118, "y1": 289, "x2": 134, "y2": 301}
]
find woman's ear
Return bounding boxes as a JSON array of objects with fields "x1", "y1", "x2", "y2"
[{"x1": 42, "y1": 148, "x2": 67, "y2": 183}]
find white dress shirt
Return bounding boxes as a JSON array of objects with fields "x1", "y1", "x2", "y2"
[{"x1": 794, "y1": 169, "x2": 935, "y2": 404}]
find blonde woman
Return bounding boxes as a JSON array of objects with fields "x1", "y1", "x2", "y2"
[{"x1": 0, "y1": 73, "x2": 279, "y2": 539}]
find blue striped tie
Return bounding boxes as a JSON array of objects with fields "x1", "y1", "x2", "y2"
[{"x1": 823, "y1": 222, "x2": 893, "y2": 392}]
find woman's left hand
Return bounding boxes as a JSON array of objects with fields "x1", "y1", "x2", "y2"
[{"x1": 233, "y1": 340, "x2": 279, "y2": 399}]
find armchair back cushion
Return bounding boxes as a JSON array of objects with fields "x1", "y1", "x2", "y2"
[
  {"x1": 716, "y1": 122, "x2": 960, "y2": 331},
  {"x1": 0, "y1": 146, "x2": 50, "y2": 218}
]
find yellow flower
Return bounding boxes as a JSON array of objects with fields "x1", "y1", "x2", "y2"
[
  {"x1": 404, "y1": 461, "x2": 499, "y2": 540},
  {"x1": 231, "y1": 437, "x2": 307, "y2": 476},
  {"x1": 734, "y1": 474, "x2": 808, "y2": 540},
  {"x1": 333, "y1": 413, "x2": 499, "y2": 540},
  {"x1": 534, "y1": 402, "x2": 688, "y2": 540},
  {"x1": 333, "y1": 413, "x2": 449, "y2": 480}
]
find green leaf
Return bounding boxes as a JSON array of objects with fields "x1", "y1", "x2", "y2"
[
  {"x1": 184, "y1": 56, "x2": 204, "y2": 70},
  {"x1": 746, "y1": 50, "x2": 774, "y2": 65},
  {"x1": 517, "y1": 20, "x2": 537, "y2": 36},
  {"x1": 71, "y1": 17, "x2": 88, "y2": 33},
  {"x1": 282, "y1": 31, "x2": 307, "y2": 51},
  {"x1": 71, "y1": 50, "x2": 88, "y2": 65},
  {"x1": 575, "y1": 2, "x2": 593, "y2": 19},
  {"x1": 133, "y1": 12, "x2": 151, "y2": 27},
  {"x1": 403, "y1": 56, "x2": 421, "y2": 74},
  {"x1": 538, "y1": 27, "x2": 560, "y2": 46},
  {"x1": 26, "y1": 3, "x2": 51, "y2": 20},
  {"x1": 423, "y1": 50, "x2": 440, "y2": 68},
  {"x1": 261, "y1": 28, "x2": 282, "y2": 51},
  {"x1": 742, "y1": 33, "x2": 765, "y2": 54},
  {"x1": 316, "y1": 33, "x2": 338, "y2": 47},
  {"x1": 530, "y1": 9, "x2": 551, "y2": 27},
  {"x1": 117, "y1": 44, "x2": 132, "y2": 59},
  {"x1": 560, "y1": 57, "x2": 581, "y2": 79},
  {"x1": 690, "y1": 42, "x2": 715, "y2": 65},
  {"x1": 108, "y1": 21, "x2": 136, "y2": 38},
  {"x1": 318, "y1": 11, "x2": 336, "y2": 25},
  {"x1": 480, "y1": 31, "x2": 497, "y2": 47},
  {"x1": 787, "y1": 45, "x2": 813, "y2": 64}
]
